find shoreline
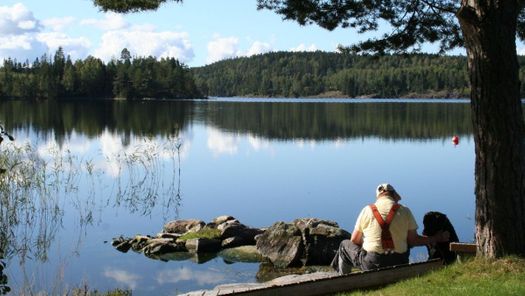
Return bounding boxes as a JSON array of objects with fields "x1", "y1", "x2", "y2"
[{"x1": 0, "y1": 92, "x2": 472, "y2": 102}]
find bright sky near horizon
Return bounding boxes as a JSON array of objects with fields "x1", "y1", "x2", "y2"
[{"x1": 0, "y1": 1, "x2": 473, "y2": 67}]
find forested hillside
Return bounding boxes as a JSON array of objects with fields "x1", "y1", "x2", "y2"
[
  {"x1": 0, "y1": 48, "x2": 202, "y2": 100},
  {"x1": 4, "y1": 50, "x2": 525, "y2": 100},
  {"x1": 192, "y1": 51, "x2": 525, "y2": 98}
]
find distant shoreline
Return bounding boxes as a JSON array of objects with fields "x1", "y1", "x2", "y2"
[
  {"x1": 0, "y1": 92, "x2": 471, "y2": 102},
  {"x1": 227, "y1": 90, "x2": 469, "y2": 100}
]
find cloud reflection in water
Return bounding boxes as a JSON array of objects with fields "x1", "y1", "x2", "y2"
[
  {"x1": 103, "y1": 268, "x2": 141, "y2": 289},
  {"x1": 156, "y1": 267, "x2": 227, "y2": 286}
]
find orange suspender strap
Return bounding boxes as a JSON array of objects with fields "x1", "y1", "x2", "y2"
[{"x1": 369, "y1": 204, "x2": 401, "y2": 251}]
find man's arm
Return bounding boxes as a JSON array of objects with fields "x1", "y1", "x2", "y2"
[
  {"x1": 351, "y1": 230, "x2": 363, "y2": 245},
  {"x1": 407, "y1": 229, "x2": 450, "y2": 246}
]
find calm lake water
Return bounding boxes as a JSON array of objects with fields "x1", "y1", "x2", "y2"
[{"x1": 0, "y1": 98, "x2": 475, "y2": 295}]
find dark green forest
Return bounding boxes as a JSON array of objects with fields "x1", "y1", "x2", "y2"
[
  {"x1": 193, "y1": 51, "x2": 525, "y2": 98},
  {"x1": 4, "y1": 49, "x2": 525, "y2": 100},
  {"x1": 0, "y1": 48, "x2": 202, "y2": 100}
]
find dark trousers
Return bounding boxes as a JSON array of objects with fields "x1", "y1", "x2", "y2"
[{"x1": 330, "y1": 239, "x2": 409, "y2": 274}]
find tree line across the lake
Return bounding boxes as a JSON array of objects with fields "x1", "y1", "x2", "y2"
[
  {"x1": 0, "y1": 48, "x2": 202, "y2": 100},
  {"x1": 4, "y1": 49, "x2": 525, "y2": 100},
  {"x1": 193, "y1": 51, "x2": 473, "y2": 98},
  {"x1": 193, "y1": 51, "x2": 525, "y2": 98}
]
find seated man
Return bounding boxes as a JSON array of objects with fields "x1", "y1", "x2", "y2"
[{"x1": 331, "y1": 183, "x2": 449, "y2": 274}]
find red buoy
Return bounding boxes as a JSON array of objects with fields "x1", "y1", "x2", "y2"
[{"x1": 452, "y1": 135, "x2": 459, "y2": 146}]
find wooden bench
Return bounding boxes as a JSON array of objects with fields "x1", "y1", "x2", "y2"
[{"x1": 450, "y1": 242, "x2": 476, "y2": 262}]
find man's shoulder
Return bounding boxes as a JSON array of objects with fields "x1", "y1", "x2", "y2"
[
  {"x1": 397, "y1": 203, "x2": 412, "y2": 211},
  {"x1": 396, "y1": 204, "x2": 417, "y2": 220}
]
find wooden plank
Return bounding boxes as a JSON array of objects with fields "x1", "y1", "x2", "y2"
[
  {"x1": 220, "y1": 260, "x2": 443, "y2": 296},
  {"x1": 450, "y1": 242, "x2": 476, "y2": 253}
]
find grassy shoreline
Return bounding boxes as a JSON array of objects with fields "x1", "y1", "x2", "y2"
[{"x1": 339, "y1": 256, "x2": 525, "y2": 296}]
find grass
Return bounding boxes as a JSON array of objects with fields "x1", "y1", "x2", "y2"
[
  {"x1": 338, "y1": 256, "x2": 525, "y2": 296},
  {"x1": 178, "y1": 228, "x2": 221, "y2": 241}
]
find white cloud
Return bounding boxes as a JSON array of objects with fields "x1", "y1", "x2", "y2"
[
  {"x1": 246, "y1": 41, "x2": 272, "y2": 56},
  {"x1": 42, "y1": 17, "x2": 76, "y2": 32},
  {"x1": 0, "y1": 34, "x2": 47, "y2": 62},
  {"x1": 104, "y1": 268, "x2": 141, "y2": 289},
  {"x1": 157, "y1": 267, "x2": 226, "y2": 285},
  {"x1": 290, "y1": 43, "x2": 318, "y2": 52},
  {"x1": 207, "y1": 35, "x2": 240, "y2": 64},
  {"x1": 0, "y1": 5, "x2": 192, "y2": 63},
  {"x1": 207, "y1": 36, "x2": 275, "y2": 63},
  {"x1": 0, "y1": 4, "x2": 89, "y2": 62},
  {"x1": 37, "y1": 32, "x2": 91, "y2": 60},
  {"x1": 207, "y1": 127, "x2": 239, "y2": 156},
  {"x1": 0, "y1": 3, "x2": 40, "y2": 35},
  {"x1": 80, "y1": 13, "x2": 128, "y2": 31},
  {"x1": 92, "y1": 27, "x2": 194, "y2": 63}
]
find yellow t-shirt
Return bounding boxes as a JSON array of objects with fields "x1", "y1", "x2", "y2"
[{"x1": 354, "y1": 196, "x2": 418, "y2": 254}]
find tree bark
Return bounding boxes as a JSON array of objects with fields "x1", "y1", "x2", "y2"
[{"x1": 458, "y1": 0, "x2": 525, "y2": 257}]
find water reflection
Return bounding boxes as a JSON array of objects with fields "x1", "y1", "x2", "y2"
[
  {"x1": 203, "y1": 101, "x2": 472, "y2": 140},
  {"x1": 103, "y1": 268, "x2": 141, "y2": 290},
  {"x1": 0, "y1": 100, "x2": 195, "y2": 145},
  {"x1": 0, "y1": 100, "x2": 472, "y2": 142},
  {"x1": 156, "y1": 267, "x2": 227, "y2": 286}
]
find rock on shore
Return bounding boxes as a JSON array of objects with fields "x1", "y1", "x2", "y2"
[
  {"x1": 111, "y1": 216, "x2": 350, "y2": 269},
  {"x1": 255, "y1": 218, "x2": 350, "y2": 268}
]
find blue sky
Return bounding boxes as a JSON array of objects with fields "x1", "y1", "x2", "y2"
[{"x1": 0, "y1": 0, "x2": 468, "y2": 67}]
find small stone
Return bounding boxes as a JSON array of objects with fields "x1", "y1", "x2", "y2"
[
  {"x1": 163, "y1": 219, "x2": 205, "y2": 234},
  {"x1": 112, "y1": 237, "x2": 132, "y2": 253},
  {"x1": 213, "y1": 215, "x2": 236, "y2": 225},
  {"x1": 217, "y1": 219, "x2": 241, "y2": 231}
]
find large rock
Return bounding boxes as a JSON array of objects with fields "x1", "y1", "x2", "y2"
[
  {"x1": 255, "y1": 222, "x2": 304, "y2": 268},
  {"x1": 221, "y1": 224, "x2": 264, "y2": 245},
  {"x1": 256, "y1": 219, "x2": 350, "y2": 268},
  {"x1": 294, "y1": 218, "x2": 351, "y2": 266},
  {"x1": 163, "y1": 219, "x2": 205, "y2": 234}
]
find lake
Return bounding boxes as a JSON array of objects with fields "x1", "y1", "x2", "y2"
[{"x1": 0, "y1": 98, "x2": 475, "y2": 295}]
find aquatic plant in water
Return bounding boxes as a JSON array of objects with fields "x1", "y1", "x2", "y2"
[{"x1": 0, "y1": 126, "x2": 184, "y2": 294}]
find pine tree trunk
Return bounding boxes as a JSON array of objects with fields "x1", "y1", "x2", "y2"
[{"x1": 458, "y1": 0, "x2": 525, "y2": 257}]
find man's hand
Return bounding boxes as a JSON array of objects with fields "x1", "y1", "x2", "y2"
[{"x1": 428, "y1": 231, "x2": 450, "y2": 245}]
